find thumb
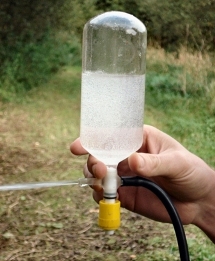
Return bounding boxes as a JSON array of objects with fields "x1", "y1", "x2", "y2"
[{"x1": 128, "y1": 152, "x2": 179, "y2": 178}]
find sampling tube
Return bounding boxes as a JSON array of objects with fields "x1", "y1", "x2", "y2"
[{"x1": 80, "y1": 11, "x2": 147, "y2": 233}]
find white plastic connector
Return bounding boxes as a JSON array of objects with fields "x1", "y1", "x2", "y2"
[{"x1": 102, "y1": 167, "x2": 120, "y2": 203}]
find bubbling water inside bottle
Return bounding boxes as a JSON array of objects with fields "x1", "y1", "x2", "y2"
[{"x1": 81, "y1": 71, "x2": 145, "y2": 166}]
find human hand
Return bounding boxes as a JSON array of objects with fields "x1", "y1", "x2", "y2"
[{"x1": 71, "y1": 125, "x2": 215, "y2": 242}]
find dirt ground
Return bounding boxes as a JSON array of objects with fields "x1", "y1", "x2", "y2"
[{"x1": 0, "y1": 99, "x2": 212, "y2": 261}]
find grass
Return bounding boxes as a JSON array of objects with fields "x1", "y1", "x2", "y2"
[
  {"x1": 145, "y1": 47, "x2": 215, "y2": 167},
  {"x1": 0, "y1": 32, "x2": 81, "y2": 102},
  {"x1": 0, "y1": 48, "x2": 215, "y2": 260}
]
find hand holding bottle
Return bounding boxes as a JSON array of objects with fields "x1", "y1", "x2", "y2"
[{"x1": 71, "y1": 125, "x2": 215, "y2": 243}]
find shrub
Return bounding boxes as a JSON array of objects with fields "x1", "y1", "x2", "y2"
[{"x1": 0, "y1": 33, "x2": 81, "y2": 101}]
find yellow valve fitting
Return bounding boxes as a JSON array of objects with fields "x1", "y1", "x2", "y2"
[{"x1": 98, "y1": 199, "x2": 120, "y2": 230}]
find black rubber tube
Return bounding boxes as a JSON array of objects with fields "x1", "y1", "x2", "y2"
[{"x1": 121, "y1": 176, "x2": 190, "y2": 261}]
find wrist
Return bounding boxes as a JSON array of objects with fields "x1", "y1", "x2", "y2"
[{"x1": 193, "y1": 168, "x2": 215, "y2": 243}]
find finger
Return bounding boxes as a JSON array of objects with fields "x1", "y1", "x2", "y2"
[
  {"x1": 83, "y1": 163, "x2": 93, "y2": 178},
  {"x1": 117, "y1": 158, "x2": 135, "y2": 177},
  {"x1": 93, "y1": 190, "x2": 103, "y2": 203},
  {"x1": 83, "y1": 163, "x2": 103, "y2": 192},
  {"x1": 128, "y1": 151, "x2": 185, "y2": 178},
  {"x1": 141, "y1": 125, "x2": 183, "y2": 154},
  {"x1": 70, "y1": 138, "x2": 88, "y2": 155},
  {"x1": 87, "y1": 155, "x2": 107, "y2": 179}
]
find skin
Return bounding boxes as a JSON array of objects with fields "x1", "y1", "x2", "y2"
[{"x1": 70, "y1": 125, "x2": 215, "y2": 243}]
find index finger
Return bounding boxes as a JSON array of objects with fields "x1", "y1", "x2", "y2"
[{"x1": 70, "y1": 138, "x2": 88, "y2": 155}]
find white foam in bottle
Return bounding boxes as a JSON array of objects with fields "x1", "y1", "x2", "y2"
[{"x1": 80, "y1": 71, "x2": 145, "y2": 167}]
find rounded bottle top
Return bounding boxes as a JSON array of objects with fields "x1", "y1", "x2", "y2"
[
  {"x1": 88, "y1": 11, "x2": 146, "y2": 34},
  {"x1": 82, "y1": 11, "x2": 147, "y2": 74}
]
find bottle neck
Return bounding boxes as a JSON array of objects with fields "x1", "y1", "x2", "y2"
[{"x1": 103, "y1": 166, "x2": 120, "y2": 202}]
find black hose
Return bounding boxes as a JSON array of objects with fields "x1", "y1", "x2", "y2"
[{"x1": 121, "y1": 176, "x2": 190, "y2": 261}]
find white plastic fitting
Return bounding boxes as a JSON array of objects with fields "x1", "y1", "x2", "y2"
[{"x1": 102, "y1": 167, "x2": 120, "y2": 203}]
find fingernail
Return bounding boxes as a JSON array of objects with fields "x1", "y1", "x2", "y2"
[{"x1": 84, "y1": 164, "x2": 92, "y2": 178}]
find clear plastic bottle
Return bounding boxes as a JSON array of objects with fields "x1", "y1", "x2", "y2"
[{"x1": 80, "y1": 11, "x2": 147, "y2": 168}]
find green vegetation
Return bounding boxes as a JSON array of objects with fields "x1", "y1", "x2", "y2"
[
  {"x1": 96, "y1": 0, "x2": 215, "y2": 52},
  {"x1": 145, "y1": 48, "x2": 215, "y2": 167},
  {"x1": 1, "y1": 0, "x2": 215, "y2": 100},
  {"x1": 0, "y1": 1, "x2": 215, "y2": 260},
  {"x1": 0, "y1": 33, "x2": 81, "y2": 101},
  {"x1": 0, "y1": 48, "x2": 215, "y2": 259}
]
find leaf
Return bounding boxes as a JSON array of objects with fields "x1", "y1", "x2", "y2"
[
  {"x1": 2, "y1": 232, "x2": 15, "y2": 239},
  {"x1": 107, "y1": 238, "x2": 116, "y2": 245},
  {"x1": 51, "y1": 222, "x2": 64, "y2": 229},
  {"x1": 20, "y1": 196, "x2": 26, "y2": 201}
]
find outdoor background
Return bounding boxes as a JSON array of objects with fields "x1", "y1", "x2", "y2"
[{"x1": 0, "y1": 0, "x2": 215, "y2": 260}]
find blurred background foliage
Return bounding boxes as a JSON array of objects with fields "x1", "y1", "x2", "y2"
[
  {"x1": 0, "y1": 2, "x2": 215, "y2": 258},
  {"x1": 0, "y1": 0, "x2": 215, "y2": 100}
]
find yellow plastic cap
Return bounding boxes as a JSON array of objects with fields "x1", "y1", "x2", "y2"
[{"x1": 98, "y1": 200, "x2": 120, "y2": 230}]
